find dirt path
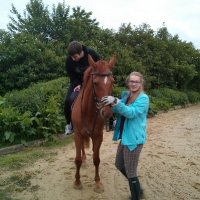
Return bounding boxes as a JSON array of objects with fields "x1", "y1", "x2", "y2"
[{"x1": 1, "y1": 104, "x2": 200, "y2": 200}]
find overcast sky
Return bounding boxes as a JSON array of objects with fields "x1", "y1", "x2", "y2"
[{"x1": 1, "y1": 0, "x2": 199, "y2": 49}]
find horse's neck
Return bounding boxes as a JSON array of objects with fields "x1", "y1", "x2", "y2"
[{"x1": 81, "y1": 84, "x2": 96, "y2": 114}]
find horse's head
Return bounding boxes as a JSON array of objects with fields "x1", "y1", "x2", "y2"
[{"x1": 88, "y1": 54, "x2": 117, "y2": 119}]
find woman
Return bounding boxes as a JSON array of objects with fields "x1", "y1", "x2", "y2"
[{"x1": 101, "y1": 72, "x2": 149, "y2": 200}]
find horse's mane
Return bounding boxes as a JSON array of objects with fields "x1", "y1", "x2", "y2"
[{"x1": 82, "y1": 66, "x2": 93, "y2": 88}]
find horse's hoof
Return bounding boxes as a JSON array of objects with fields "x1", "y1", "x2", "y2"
[
  {"x1": 73, "y1": 182, "x2": 83, "y2": 190},
  {"x1": 93, "y1": 182, "x2": 104, "y2": 193}
]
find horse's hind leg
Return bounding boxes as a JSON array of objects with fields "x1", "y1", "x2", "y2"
[
  {"x1": 74, "y1": 134, "x2": 83, "y2": 189},
  {"x1": 92, "y1": 136, "x2": 104, "y2": 193}
]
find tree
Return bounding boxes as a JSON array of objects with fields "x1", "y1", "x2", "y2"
[
  {"x1": 67, "y1": 6, "x2": 99, "y2": 41},
  {"x1": 2, "y1": 0, "x2": 200, "y2": 93},
  {"x1": 0, "y1": 33, "x2": 63, "y2": 95},
  {"x1": 50, "y1": 2, "x2": 70, "y2": 41},
  {"x1": 7, "y1": 0, "x2": 100, "y2": 43},
  {"x1": 8, "y1": 0, "x2": 52, "y2": 41}
]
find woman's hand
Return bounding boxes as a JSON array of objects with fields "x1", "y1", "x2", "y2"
[{"x1": 101, "y1": 96, "x2": 119, "y2": 106}]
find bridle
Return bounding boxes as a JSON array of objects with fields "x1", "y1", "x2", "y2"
[
  {"x1": 91, "y1": 71, "x2": 113, "y2": 109},
  {"x1": 81, "y1": 71, "x2": 113, "y2": 135}
]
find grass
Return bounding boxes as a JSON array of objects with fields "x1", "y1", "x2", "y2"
[
  {"x1": 0, "y1": 172, "x2": 34, "y2": 200},
  {"x1": 0, "y1": 191, "x2": 20, "y2": 200},
  {"x1": 0, "y1": 148, "x2": 48, "y2": 170},
  {"x1": 0, "y1": 135, "x2": 74, "y2": 170},
  {"x1": 0, "y1": 134, "x2": 74, "y2": 200}
]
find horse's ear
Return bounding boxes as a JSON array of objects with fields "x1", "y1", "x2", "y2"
[
  {"x1": 108, "y1": 55, "x2": 117, "y2": 69},
  {"x1": 88, "y1": 55, "x2": 97, "y2": 68}
]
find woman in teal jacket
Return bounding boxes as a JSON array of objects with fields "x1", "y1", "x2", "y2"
[{"x1": 102, "y1": 72, "x2": 149, "y2": 200}]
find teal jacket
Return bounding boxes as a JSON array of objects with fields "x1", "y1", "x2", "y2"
[{"x1": 112, "y1": 91, "x2": 149, "y2": 151}]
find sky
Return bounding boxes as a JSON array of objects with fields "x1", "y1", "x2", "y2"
[{"x1": 1, "y1": 0, "x2": 200, "y2": 49}]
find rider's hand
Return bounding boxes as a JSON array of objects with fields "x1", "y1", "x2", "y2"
[
  {"x1": 74, "y1": 85, "x2": 81, "y2": 92},
  {"x1": 101, "y1": 96, "x2": 119, "y2": 106}
]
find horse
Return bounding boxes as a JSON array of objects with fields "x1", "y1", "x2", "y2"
[{"x1": 71, "y1": 54, "x2": 117, "y2": 193}]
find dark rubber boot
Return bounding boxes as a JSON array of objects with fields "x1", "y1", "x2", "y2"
[{"x1": 128, "y1": 177, "x2": 140, "y2": 200}]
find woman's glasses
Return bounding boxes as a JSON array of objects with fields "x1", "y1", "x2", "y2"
[{"x1": 128, "y1": 80, "x2": 141, "y2": 84}]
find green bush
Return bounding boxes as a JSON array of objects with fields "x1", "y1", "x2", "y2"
[
  {"x1": 31, "y1": 95, "x2": 65, "y2": 139},
  {"x1": 1, "y1": 80, "x2": 199, "y2": 146},
  {"x1": 113, "y1": 85, "x2": 126, "y2": 97},
  {"x1": 0, "y1": 77, "x2": 68, "y2": 145},
  {"x1": 147, "y1": 88, "x2": 200, "y2": 116},
  {"x1": 4, "y1": 77, "x2": 68, "y2": 114},
  {"x1": 0, "y1": 102, "x2": 36, "y2": 145},
  {"x1": 184, "y1": 90, "x2": 200, "y2": 103},
  {"x1": 148, "y1": 96, "x2": 172, "y2": 116},
  {"x1": 150, "y1": 88, "x2": 189, "y2": 106}
]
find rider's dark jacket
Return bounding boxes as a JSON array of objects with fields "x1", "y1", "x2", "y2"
[{"x1": 65, "y1": 45, "x2": 100, "y2": 88}]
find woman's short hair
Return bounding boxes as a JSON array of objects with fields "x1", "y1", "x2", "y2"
[
  {"x1": 125, "y1": 71, "x2": 144, "y2": 86},
  {"x1": 67, "y1": 41, "x2": 83, "y2": 56}
]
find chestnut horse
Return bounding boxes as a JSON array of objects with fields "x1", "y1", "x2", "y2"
[{"x1": 71, "y1": 55, "x2": 117, "y2": 192}]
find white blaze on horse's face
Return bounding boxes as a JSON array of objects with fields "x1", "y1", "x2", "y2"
[{"x1": 104, "y1": 76, "x2": 108, "y2": 85}]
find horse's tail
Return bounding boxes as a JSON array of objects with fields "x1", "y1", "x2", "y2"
[{"x1": 83, "y1": 135, "x2": 90, "y2": 148}]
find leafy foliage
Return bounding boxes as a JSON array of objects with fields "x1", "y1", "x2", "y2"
[
  {"x1": 8, "y1": 0, "x2": 51, "y2": 39},
  {"x1": 0, "y1": 100, "x2": 35, "y2": 144},
  {"x1": 0, "y1": 0, "x2": 200, "y2": 146},
  {"x1": 148, "y1": 97, "x2": 172, "y2": 116},
  {"x1": 149, "y1": 88, "x2": 189, "y2": 106},
  {"x1": 4, "y1": 77, "x2": 67, "y2": 114},
  {"x1": 0, "y1": 78, "x2": 67, "y2": 145},
  {"x1": 184, "y1": 90, "x2": 200, "y2": 103},
  {"x1": 0, "y1": 32, "x2": 64, "y2": 95},
  {"x1": 0, "y1": 0, "x2": 199, "y2": 95}
]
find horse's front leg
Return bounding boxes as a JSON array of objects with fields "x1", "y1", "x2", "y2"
[
  {"x1": 92, "y1": 135, "x2": 104, "y2": 193},
  {"x1": 74, "y1": 134, "x2": 83, "y2": 190},
  {"x1": 81, "y1": 140, "x2": 86, "y2": 164}
]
